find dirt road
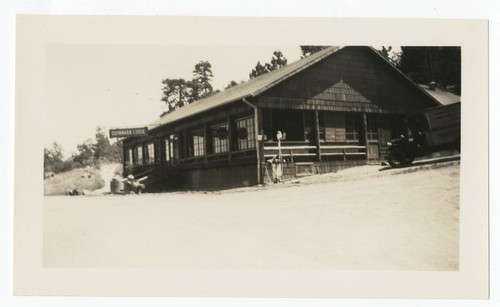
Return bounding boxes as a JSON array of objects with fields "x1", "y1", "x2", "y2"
[
  {"x1": 88, "y1": 163, "x2": 121, "y2": 195},
  {"x1": 43, "y1": 162, "x2": 459, "y2": 270}
]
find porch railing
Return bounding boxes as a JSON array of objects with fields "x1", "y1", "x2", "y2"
[
  {"x1": 263, "y1": 145, "x2": 317, "y2": 158},
  {"x1": 320, "y1": 145, "x2": 366, "y2": 160},
  {"x1": 264, "y1": 144, "x2": 367, "y2": 161}
]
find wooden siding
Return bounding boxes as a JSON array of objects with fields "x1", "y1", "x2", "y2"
[
  {"x1": 262, "y1": 160, "x2": 368, "y2": 184},
  {"x1": 324, "y1": 112, "x2": 345, "y2": 142},
  {"x1": 256, "y1": 96, "x2": 409, "y2": 113},
  {"x1": 126, "y1": 154, "x2": 257, "y2": 191},
  {"x1": 257, "y1": 46, "x2": 438, "y2": 114},
  {"x1": 186, "y1": 164, "x2": 257, "y2": 190}
]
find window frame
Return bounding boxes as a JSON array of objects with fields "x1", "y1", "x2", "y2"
[
  {"x1": 189, "y1": 128, "x2": 205, "y2": 157},
  {"x1": 164, "y1": 137, "x2": 171, "y2": 163},
  {"x1": 145, "y1": 142, "x2": 155, "y2": 164},
  {"x1": 135, "y1": 145, "x2": 143, "y2": 164},
  {"x1": 366, "y1": 115, "x2": 379, "y2": 141},
  {"x1": 211, "y1": 123, "x2": 229, "y2": 154},
  {"x1": 345, "y1": 113, "x2": 362, "y2": 141},
  {"x1": 235, "y1": 116, "x2": 255, "y2": 150},
  {"x1": 318, "y1": 112, "x2": 326, "y2": 141},
  {"x1": 126, "y1": 148, "x2": 133, "y2": 165}
]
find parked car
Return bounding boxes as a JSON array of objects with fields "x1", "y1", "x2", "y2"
[{"x1": 386, "y1": 102, "x2": 460, "y2": 167}]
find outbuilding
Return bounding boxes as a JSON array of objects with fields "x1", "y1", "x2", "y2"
[{"x1": 122, "y1": 46, "x2": 445, "y2": 190}]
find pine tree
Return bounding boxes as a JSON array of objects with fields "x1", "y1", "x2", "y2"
[
  {"x1": 192, "y1": 61, "x2": 214, "y2": 99},
  {"x1": 249, "y1": 51, "x2": 288, "y2": 79},
  {"x1": 300, "y1": 46, "x2": 328, "y2": 58}
]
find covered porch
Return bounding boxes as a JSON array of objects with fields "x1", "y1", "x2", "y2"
[{"x1": 260, "y1": 108, "x2": 406, "y2": 162}]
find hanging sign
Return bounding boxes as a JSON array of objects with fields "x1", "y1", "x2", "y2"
[{"x1": 109, "y1": 127, "x2": 149, "y2": 138}]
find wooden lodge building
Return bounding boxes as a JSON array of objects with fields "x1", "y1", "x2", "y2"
[{"x1": 122, "y1": 46, "x2": 446, "y2": 190}]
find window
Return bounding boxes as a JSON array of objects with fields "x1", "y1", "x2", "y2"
[
  {"x1": 145, "y1": 142, "x2": 155, "y2": 163},
  {"x1": 345, "y1": 113, "x2": 362, "y2": 141},
  {"x1": 366, "y1": 115, "x2": 379, "y2": 141},
  {"x1": 211, "y1": 123, "x2": 229, "y2": 153},
  {"x1": 407, "y1": 114, "x2": 430, "y2": 136},
  {"x1": 164, "y1": 138, "x2": 170, "y2": 162},
  {"x1": 304, "y1": 113, "x2": 312, "y2": 141},
  {"x1": 171, "y1": 135, "x2": 178, "y2": 161},
  {"x1": 127, "y1": 148, "x2": 133, "y2": 164},
  {"x1": 303, "y1": 111, "x2": 324, "y2": 142},
  {"x1": 318, "y1": 113, "x2": 326, "y2": 141},
  {"x1": 165, "y1": 134, "x2": 179, "y2": 163},
  {"x1": 192, "y1": 136, "x2": 205, "y2": 156},
  {"x1": 135, "y1": 145, "x2": 143, "y2": 164},
  {"x1": 190, "y1": 129, "x2": 205, "y2": 157},
  {"x1": 236, "y1": 116, "x2": 255, "y2": 150}
]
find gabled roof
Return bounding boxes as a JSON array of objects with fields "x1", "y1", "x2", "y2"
[
  {"x1": 148, "y1": 46, "x2": 342, "y2": 129},
  {"x1": 147, "y1": 46, "x2": 443, "y2": 131},
  {"x1": 367, "y1": 46, "x2": 444, "y2": 107}
]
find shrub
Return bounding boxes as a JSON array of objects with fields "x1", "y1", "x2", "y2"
[{"x1": 44, "y1": 167, "x2": 105, "y2": 196}]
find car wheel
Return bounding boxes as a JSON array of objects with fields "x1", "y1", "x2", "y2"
[{"x1": 387, "y1": 149, "x2": 407, "y2": 168}]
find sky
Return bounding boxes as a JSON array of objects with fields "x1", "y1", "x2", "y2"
[{"x1": 45, "y1": 44, "x2": 302, "y2": 157}]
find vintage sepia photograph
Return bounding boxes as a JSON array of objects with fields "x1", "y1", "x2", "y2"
[
  {"x1": 12, "y1": 15, "x2": 489, "y2": 299},
  {"x1": 42, "y1": 44, "x2": 461, "y2": 271}
]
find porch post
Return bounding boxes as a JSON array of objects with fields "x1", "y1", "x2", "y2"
[
  {"x1": 242, "y1": 98, "x2": 262, "y2": 185},
  {"x1": 121, "y1": 139, "x2": 127, "y2": 174},
  {"x1": 256, "y1": 106, "x2": 263, "y2": 185},
  {"x1": 227, "y1": 116, "x2": 232, "y2": 161},
  {"x1": 314, "y1": 110, "x2": 322, "y2": 161},
  {"x1": 362, "y1": 112, "x2": 369, "y2": 161},
  {"x1": 203, "y1": 123, "x2": 208, "y2": 163},
  {"x1": 156, "y1": 137, "x2": 161, "y2": 164},
  {"x1": 183, "y1": 129, "x2": 188, "y2": 161},
  {"x1": 141, "y1": 142, "x2": 145, "y2": 165}
]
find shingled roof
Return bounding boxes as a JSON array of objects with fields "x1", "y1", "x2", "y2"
[
  {"x1": 148, "y1": 46, "x2": 342, "y2": 130},
  {"x1": 419, "y1": 84, "x2": 461, "y2": 105},
  {"x1": 147, "y1": 46, "x2": 442, "y2": 130}
]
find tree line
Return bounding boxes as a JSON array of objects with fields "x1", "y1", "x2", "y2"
[
  {"x1": 160, "y1": 46, "x2": 460, "y2": 116},
  {"x1": 379, "y1": 46, "x2": 461, "y2": 95},
  {"x1": 160, "y1": 48, "x2": 311, "y2": 115},
  {"x1": 44, "y1": 127, "x2": 122, "y2": 175},
  {"x1": 160, "y1": 49, "x2": 293, "y2": 116}
]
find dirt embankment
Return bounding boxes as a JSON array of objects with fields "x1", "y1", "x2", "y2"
[{"x1": 44, "y1": 163, "x2": 122, "y2": 196}]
